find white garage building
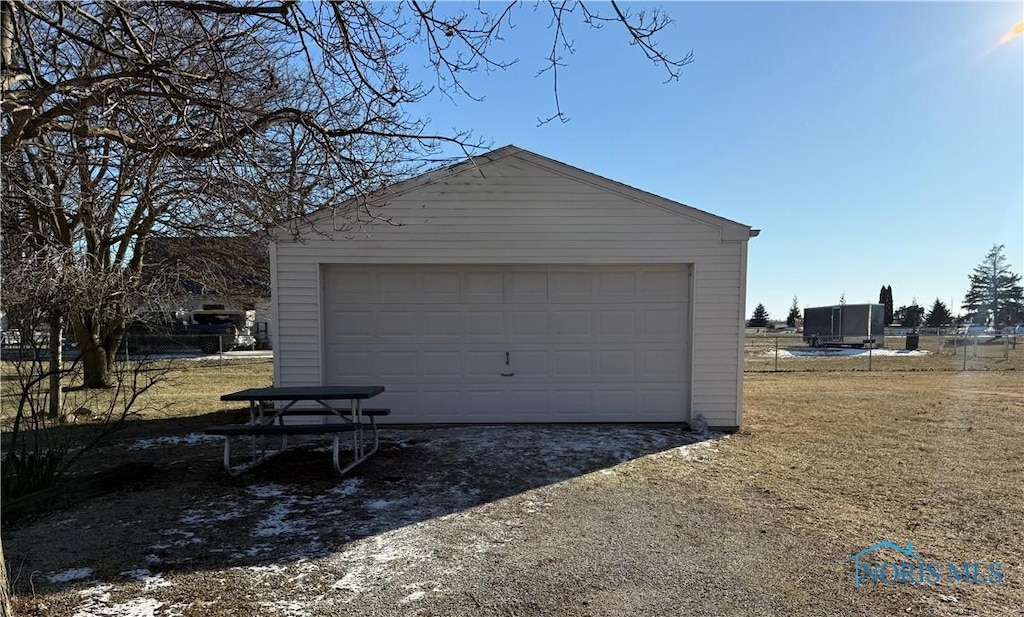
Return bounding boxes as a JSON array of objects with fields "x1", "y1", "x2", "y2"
[{"x1": 271, "y1": 146, "x2": 757, "y2": 429}]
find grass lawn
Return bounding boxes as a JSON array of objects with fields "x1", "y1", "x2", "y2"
[{"x1": 2, "y1": 352, "x2": 1022, "y2": 615}]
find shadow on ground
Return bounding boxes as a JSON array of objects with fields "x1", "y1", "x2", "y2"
[{"x1": 3, "y1": 411, "x2": 714, "y2": 602}]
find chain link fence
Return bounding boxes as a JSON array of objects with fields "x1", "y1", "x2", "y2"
[{"x1": 744, "y1": 329, "x2": 1021, "y2": 372}]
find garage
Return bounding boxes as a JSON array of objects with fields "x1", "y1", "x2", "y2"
[
  {"x1": 272, "y1": 145, "x2": 757, "y2": 429},
  {"x1": 321, "y1": 264, "x2": 690, "y2": 423}
]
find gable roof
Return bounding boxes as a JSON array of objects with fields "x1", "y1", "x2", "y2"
[{"x1": 288, "y1": 145, "x2": 758, "y2": 241}]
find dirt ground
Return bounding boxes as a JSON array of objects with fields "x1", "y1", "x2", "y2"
[{"x1": 2, "y1": 361, "x2": 1023, "y2": 616}]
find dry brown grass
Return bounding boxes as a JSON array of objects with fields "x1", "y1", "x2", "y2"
[
  {"x1": 0, "y1": 358, "x2": 272, "y2": 430},
  {"x1": 659, "y1": 370, "x2": 1024, "y2": 613}
]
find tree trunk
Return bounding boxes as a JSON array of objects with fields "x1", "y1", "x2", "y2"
[
  {"x1": 0, "y1": 536, "x2": 13, "y2": 617},
  {"x1": 72, "y1": 320, "x2": 117, "y2": 389},
  {"x1": 47, "y1": 313, "x2": 62, "y2": 418}
]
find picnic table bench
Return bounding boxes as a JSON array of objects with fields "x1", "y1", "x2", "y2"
[{"x1": 205, "y1": 386, "x2": 387, "y2": 476}]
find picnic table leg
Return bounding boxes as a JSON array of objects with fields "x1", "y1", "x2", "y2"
[
  {"x1": 353, "y1": 398, "x2": 363, "y2": 460},
  {"x1": 221, "y1": 432, "x2": 290, "y2": 476},
  {"x1": 249, "y1": 399, "x2": 259, "y2": 465}
]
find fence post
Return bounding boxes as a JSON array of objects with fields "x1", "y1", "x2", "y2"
[
  {"x1": 963, "y1": 334, "x2": 968, "y2": 371},
  {"x1": 774, "y1": 336, "x2": 779, "y2": 372},
  {"x1": 868, "y1": 343, "x2": 872, "y2": 372}
]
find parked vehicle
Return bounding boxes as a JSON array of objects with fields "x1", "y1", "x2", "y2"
[
  {"x1": 803, "y1": 303, "x2": 885, "y2": 348},
  {"x1": 125, "y1": 310, "x2": 254, "y2": 354}
]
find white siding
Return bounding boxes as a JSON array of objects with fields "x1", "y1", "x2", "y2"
[{"x1": 273, "y1": 150, "x2": 750, "y2": 427}]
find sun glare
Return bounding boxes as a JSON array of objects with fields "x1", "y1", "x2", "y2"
[{"x1": 996, "y1": 21, "x2": 1024, "y2": 46}]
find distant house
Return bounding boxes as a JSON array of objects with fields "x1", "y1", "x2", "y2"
[
  {"x1": 143, "y1": 235, "x2": 272, "y2": 345},
  {"x1": 269, "y1": 145, "x2": 758, "y2": 429}
]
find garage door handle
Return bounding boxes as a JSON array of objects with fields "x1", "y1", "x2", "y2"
[{"x1": 501, "y1": 351, "x2": 515, "y2": 377}]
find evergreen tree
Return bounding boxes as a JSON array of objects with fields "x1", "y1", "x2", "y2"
[
  {"x1": 881, "y1": 285, "x2": 894, "y2": 325},
  {"x1": 786, "y1": 296, "x2": 801, "y2": 327},
  {"x1": 962, "y1": 245, "x2": 1024, "y2": 327},
  {"x1": 895, "y1": 301, "x2": 924, "y2": 328},
  {"x1": 748, "y1": 303, "x2": 770, "y2": 328},
  {"x1": 924, "y1": 299, "x2": 953, "y2": 328}
]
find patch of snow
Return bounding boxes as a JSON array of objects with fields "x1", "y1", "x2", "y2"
[
  {"x1": 48, "y1": 567, "x2": 93, "y2": 583},
  {"x1": 400, "y1": 590, "x2": 426, "y2": 604},
  {"x1": 184, "y1": 350, "x2": 273, "y2": 361},
  {"x1": 764, "y1": 348, "x2": 931, "y2": 358},
  {"x1": 77, "y1": 583, "x2": 112, "y2": 599},
  {"x1": 72, "y1": 597, "x2": 165, "y2": 617},
  {"x1": 230, "y1": 544, "x2": 273, "y2": 561},
  {"x1": 254, "y1": 500, "x2": 316, "y2": 538},
  {"x1": 326, "y1": 478, "x2": 361, "y2": 496},
  {"x1": 259, "y1": 600, "x2": 311, "y2": 617},
  {"x1": 654, "y1": 438, "x2": 721, "y2": 461},
  {"x1": 364, "y1": 499, "x2": 390, "y2": 510},
  {"x1": 330, "y1": 527, "x2": 436, "y2": 600},
  {"x1": 128, "y1": 432, "x2": 220, "y2": 450},
  {"x1": 160, "y1": 529, "x2": 205, "y2": 546},
  {"x1": 120, "y1": 569, "x2": 171, "y2": 590},
  {"x1": 938, "y1": 594, "x2": 958, "y2": 603},
  {"x1": 179, "y1": 503, "x2": 245, "y2": 525},
  {"x1": 247, "y1": 483, "x2": 288, "y2": 499}
]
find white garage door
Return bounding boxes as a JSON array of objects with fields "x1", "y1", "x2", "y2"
[{"x1": 321, "y1": 264, "x2": 691, "y2": 423}]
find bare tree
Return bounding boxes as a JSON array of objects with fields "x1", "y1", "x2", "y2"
[
  {"x1": 0, "y1": 246, "x2": 172, "y2": 497},
  {"x1": 2, "y1": 1, "x2": 691, "y2": 388}
]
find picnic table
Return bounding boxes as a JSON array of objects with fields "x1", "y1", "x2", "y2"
[{"x1": 205, "y1": 386, "x2": 388, "y2": 476}]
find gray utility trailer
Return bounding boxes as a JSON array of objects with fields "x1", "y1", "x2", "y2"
[{"x1": 803, "y1": 304, "x2": 885, "y2": 348}]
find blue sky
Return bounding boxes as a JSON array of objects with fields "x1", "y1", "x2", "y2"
[{"x1": 406, "y1": 1, "x2": 1023, "y2": 320}]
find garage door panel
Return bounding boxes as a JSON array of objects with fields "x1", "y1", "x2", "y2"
[
  {"x1": 331, "y1": 311, "x2": 375, "y2": 338},
  {"x1": 328, "y1": 271, "x2": 373, "y2": 297},
  {"x1": 322, "y1": 264, "x2": 690, "y2": 422},
  {"x1": 642, "y1": 309, "x2": 686, "y2": 338},
  {"x1": 641, "y1": 349, "x2": 685, "y2": 377},
  {"x1": 423, "y1": 351, "x2": 460, "y2": 377},
  {"x1": 378, "y1": 271, "x2": 418, "y2": 298},
  {"x1": 598, "y1": 310, "x2": 636, "y2": 336},
  {"x1": 505, "y1": 271, "x2": 548, "y2": 303},
  {"x1": 598, "y1": 350, "x2": 635, "y2": 377},
  {"x1": 377, "y1": 352, "x2": 419, "y2": 377},
  {"x1": 642, "y1": 269, "x2": 687, "y2": 297},
  {"x1": 424, "y1": 311, "x2": 461, "y2": 337},
  {"x1": 466, "y1": 389, "x2": 504, "y2": 413},
  {"x1": 509, "y1": 389, "x2": 550, "y2": 415},
  {"x1": 553, "y1": 310, "x2": 592, "y2": 336},
  {"x1": 422, "y1": 390, "x2": 462, "y2": 412},
  {"x1": 554, "y1": 350, "x2": 592, "y2": 376},
  {"x1": 466, "y1": 311, "x2": 504, "y2": 338},
  {"x1": 464, "y1": 271, "x2": 504, "y2": 303},
  {"x1": 511, "y1": 350, "x2": 548, "y2": 376},
  {"x1": 327, "y1": 351, "x2": 376, "y2": 379},
  {"x1": 596, "y1": 389, "x2": 636, "y2": 414},
  {"x1": 597, "y1": 271, "x2": 636, "y2": 297},
  {"x1": 420, "y1": 271, "x2": 461, "y2": 301},
  {"x1": 641, "y1": 389, "x2": 684, "y2": 412},
  {"x1": 464, "y1": 351, "x2": 504, "y2": 376},
  {"x1": 510, "y1": 311, "x2": 548, "y2": 337},
  {"x1": 553, "y1": 390, "x2": 593, "y2": 414},
  {"x1": 548, "y1": 271, "x2": 594, "y2": 300},
  {"x1": 377, "y1": 311, "x2": 418, "y2": 337}
]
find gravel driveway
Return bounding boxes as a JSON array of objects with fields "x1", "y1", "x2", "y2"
[{"x1": 6, "y1": 426, "x2": 926, "y2": 616}]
